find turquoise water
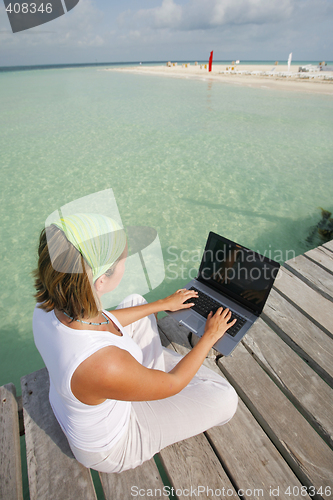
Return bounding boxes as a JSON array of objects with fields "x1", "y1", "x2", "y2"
[{"x1": 0, "y1": 66, "x2": 333, "y2": 393}]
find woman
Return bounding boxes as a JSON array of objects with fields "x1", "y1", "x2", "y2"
[{"x1": 33, "y1": 213, "x2": 238, "y2": 473}]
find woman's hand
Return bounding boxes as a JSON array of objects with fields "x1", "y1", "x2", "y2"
[
  {"x1": 111, "y1": 289, "x2": 198, "y2": 327},
  {"x1": 203, "y1": 307, "x2": 236, "y2": 344},
  {"x1": 162, "y1": 288, "x2": 198, "y2": 312}
]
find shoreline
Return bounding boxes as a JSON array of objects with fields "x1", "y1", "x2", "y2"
[{"x1": 107, "y1": 64, "x2": 333, "y2": 95}]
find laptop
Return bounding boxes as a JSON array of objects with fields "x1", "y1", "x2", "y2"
[{"x1": 167, "y1": 232, "x2": 280, "y2": 356}]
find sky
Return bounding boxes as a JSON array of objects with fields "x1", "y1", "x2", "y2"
[{"x1": 0, "y1": 0, "x2": 332, "y2": 66}]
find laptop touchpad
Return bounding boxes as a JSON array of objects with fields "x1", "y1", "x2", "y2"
[{"x1": 182, "y1": 313, "x2": 205, "y2": 334}]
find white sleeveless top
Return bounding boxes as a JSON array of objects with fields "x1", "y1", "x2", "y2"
[{"x1": 33, "y1": 305, "x2": 143, "y2": 452}]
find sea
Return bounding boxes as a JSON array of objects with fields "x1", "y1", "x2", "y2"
[{"x1": 0, "y1": 60, "x2": 332, "y2": 497}]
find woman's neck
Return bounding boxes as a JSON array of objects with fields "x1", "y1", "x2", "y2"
[
  {"x1": 54, "y1": 309, "x2": 105, "y2": 328},
  {"x1": 54, "y1": 308, "x2": 121, "y2": 335}
]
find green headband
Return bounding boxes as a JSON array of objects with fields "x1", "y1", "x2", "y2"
[{"x1": 52, "y1": 213, "x2": 127, "y2": 282}]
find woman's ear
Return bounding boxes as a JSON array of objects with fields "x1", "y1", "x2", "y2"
[{"x1": 93, "y1": 275, "x2": 105, "y2": 293}]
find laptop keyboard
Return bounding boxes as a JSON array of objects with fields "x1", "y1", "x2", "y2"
[{"x1": 184, "y1": 286, "x2": 246, "y2": 337}]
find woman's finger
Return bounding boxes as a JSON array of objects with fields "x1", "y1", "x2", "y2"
[
  {"x1": 220, "y1": 307, "x2": 229, "y2": 318},
  {"x1": 182, "y1": 302, "x2": 195, "y2": 309}
]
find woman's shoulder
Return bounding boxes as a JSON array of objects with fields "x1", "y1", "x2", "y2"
[
  {"x1": 33, "y1": 303, "x2": 52, "y2": 323},
  {"x1": 102, "y1": 309, "x2": 124, "y2": 333}
]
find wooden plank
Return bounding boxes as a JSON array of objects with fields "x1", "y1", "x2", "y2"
[
  {"x1": 273, "y1": 267, "x2": 333, "y2": 336},
  {"x1": 323, "y1": 239, "x2": 333, "y2": 252},
  {"x1": 262, "y1": 288, "x2": 333, "y2": 386},
  {"x1": 243, "y1": 318, "x2": 333, "y2": 448},
  {"x1": 159, "y1": 434, "x2": 239, "y2": 500},
  {"x1": 21, "y1": 368, "x2": 97, "y2": 500},
  {"x1": 284, "y1": 254, "x2": 333, "y2": 301},
  {"x1": 100, "y1": 458, "x2": 165, "y2": 500},
  {"x1": 305, "y1": 247, "x2": 333, "y2": 275},
  {"x1": 0, "y1": 383, "x2": 23, "y2": 500},
  {"x1": 218, "y1": 343, "x2": 333, "y2": 500},
  {"x1": 158, "y1": 317, "x2": 310, "y2": 500},
  {"x1": 158, "y1": 318, "x2": 238, "y2": 499},
  {"x1": 207, "y1": 400, "x2": 311, "y2": 500}
]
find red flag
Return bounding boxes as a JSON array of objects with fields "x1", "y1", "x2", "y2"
[{"x1": 208, "y1": 51, "x2": 213, "y2": 72}]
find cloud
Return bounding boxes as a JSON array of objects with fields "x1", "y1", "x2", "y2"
[
  {"x1": 111, "y1": 0, "x2": 333, "y2": 62},
  {"x1": 1, "y1": 0, "x2": 332, "y2": 65},
  {"x1": 211, "y1": 0, "x2": 294, "y2": 27},
  {"x1": 119, "y1": 0, "x2": 294, "y2": 32},
  {"x1": 0, "y1": 0, "x2": 104, "y2": 54},
  {"x1": 151, "y1": 0, "x2": 182, "y2": 29}
]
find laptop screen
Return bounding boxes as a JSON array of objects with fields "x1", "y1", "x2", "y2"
[{"x1": 197, "y1": 232, "x2": 280, "y2": 315}]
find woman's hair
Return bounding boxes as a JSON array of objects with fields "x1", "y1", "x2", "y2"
[{"x1": 33, "y1": 225, "x2": 101, "y2": 319}]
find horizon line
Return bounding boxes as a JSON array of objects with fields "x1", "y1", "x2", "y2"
[{"x1": 1, "y1": 59, "x2": 331, "y2": 72}]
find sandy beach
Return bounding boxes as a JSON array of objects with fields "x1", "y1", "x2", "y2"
[{"x1": 108, "y1": 63, "x2": 333, "y2": 95}]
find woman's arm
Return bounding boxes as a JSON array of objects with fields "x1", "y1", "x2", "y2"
[
  {"x1": 110, "y1": 289, "x2": 198, "y2": 327},
  {"x1": 71, "y1": 307, "x2": 236, "y2": 404}
]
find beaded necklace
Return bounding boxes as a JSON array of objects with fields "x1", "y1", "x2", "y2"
[{"x1": 63, "y1": 311, "x2": 110, "y2": 326}]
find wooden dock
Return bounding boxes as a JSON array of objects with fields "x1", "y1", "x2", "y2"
[{"x1": 1, "y1": 240, "x2": 333, "y2": 500}]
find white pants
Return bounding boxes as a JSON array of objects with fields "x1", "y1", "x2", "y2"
[{"x1": 71, "y1": 294, "x2": 238, "y2": 473}]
